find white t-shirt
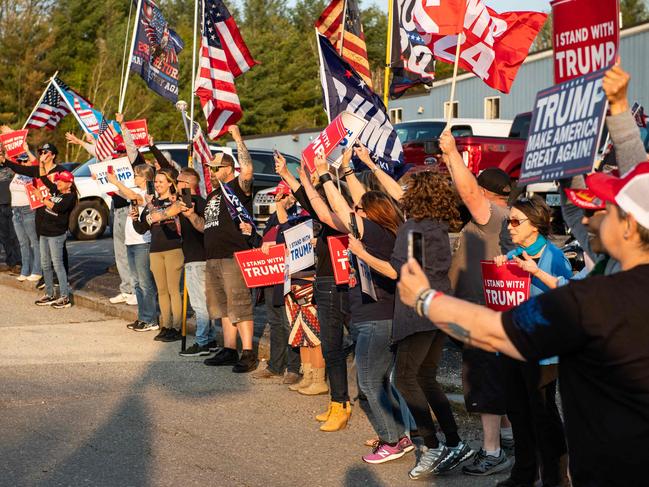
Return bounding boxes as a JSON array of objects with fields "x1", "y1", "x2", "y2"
[
  {"x1": 125, "y1": 187, "x2": 151, "y2": 246},
  {"x1": 9, "y1": 174, "x2": 32, "y2": 207}
]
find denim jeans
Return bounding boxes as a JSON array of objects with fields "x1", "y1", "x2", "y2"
[
  {"x1": 185, "y1": 261, "x2": 216, "y2": 346},
  {"x1": 351, "y1": 319, "x2": 405, "y2": 444},
  {"x1": 127, "y1": 244, "x2": 157, "y2": 323},
  {"x1": 12, "y1": 206, "x2": 40, "y2": 276},
  {"x1": 40, "y1": 234, "x2": 69, "y2": 298},
  {"x1": 265, "y1": 286, "x2": 300, "y2": 375},
  {"x1": 0, "y1": 204, "x2": 21, "y2": 266},
  {"x1": 113, "y1": 206, "x2": 134, "y2": 295},
  {"x1": 315, "y1": 276, "x2": 350, "y2": 403}
]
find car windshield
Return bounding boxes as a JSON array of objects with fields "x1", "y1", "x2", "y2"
[
  {"x1": 72, "y1": 160, "x2": 94, "y2": 177},
  {"x1": 395, "y1": 122, "x2": 446, "y2": 144}
]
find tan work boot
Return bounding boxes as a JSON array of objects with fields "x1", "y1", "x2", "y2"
[
  {"x1": 288, "y1": 363, "x2": 312, "y2": 391},
  {"x1": 315, "y1": 402, "x2": 333, "y2": 422},
  {"x1": 319, "y1": 401, "x2": 351, "y2": 432},
  {"x1": 298, "y1": 367, "x2": 329, "y2": 396}
]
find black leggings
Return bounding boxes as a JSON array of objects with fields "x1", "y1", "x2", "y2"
[{"x1": 395, "y1": 330, "x2": 460, "y2": 448}]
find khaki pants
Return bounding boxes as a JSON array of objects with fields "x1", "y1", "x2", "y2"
[{"x1": 150, "y1": 248, "x2": 184, "y2": 329}]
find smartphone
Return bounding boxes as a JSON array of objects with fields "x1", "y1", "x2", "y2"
[
  {"x1": 408, "y1": 230, "x2": 425, "y2": 267},
  {"x1": 107, "y1": 165, "x2": 114, "y2": 174},
  {"x1": 273, "y1": 149, "x2": 280, "y2": 157},
  {"x1": 146, "y1": 180, "x2": 155, "y2": 195},
  {"x1": 181, "y1": 187, "x2": 192, "y2": 207},
  {"x1": 349, "y1": 212, "x2": 359, "y2": 238}
]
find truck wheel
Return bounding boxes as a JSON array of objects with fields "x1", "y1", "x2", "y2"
[{"x1": 69, "y1": 200, "x2": 109, "y2": 240}]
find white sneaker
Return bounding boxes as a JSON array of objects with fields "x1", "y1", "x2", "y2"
[
  {"x1": 16, "y1": 275, "x2": 28, "y2": 282},
  {"x1": 109, "y1": 293, "x2": 130, "y2": 304},
  {"x1": 126, "y1": 294, "x2": 138, "y2": 306},
  {"x1": 27, "y1": 274, "x2": 42, "y2": 282}
]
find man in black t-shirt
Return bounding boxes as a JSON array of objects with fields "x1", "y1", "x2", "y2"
[
  {"x1": 397, "y1": 163, "x2": 649, "y2": 487},
  {"x1": 182, "y1": 125, "x2": 257, "y2": 373}
]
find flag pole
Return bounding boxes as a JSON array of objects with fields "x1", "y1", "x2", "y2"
[
  {"x1": 119, "y1": 0, "x2": 135, "y2": 105},
  {"x1": 446, "y1": 35, "x2": 462, "y2": 127},
  {"x1": 189, "y1": 0, "x2": 200, "y2": 143},
  {"x1": 316, "y1": 29, "x2": 332, "y2": 124},
  {"x1": 22, "y1": 71, "x2": 59, "y2": 129},
  {"x1": 119, "y1": 0, "x2": 144, "y2": 114},
  {"x1": 383, "y1": 0, "x2": 394, "y2": 106},
  {"x1": 51, "y1": 77, "x2": 91, "y2": 134},
  {"x1": 339, "y1": 0, "x2": 348, "y2": 57}
]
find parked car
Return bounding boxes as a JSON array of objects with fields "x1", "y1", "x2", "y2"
[{"x1": 70, "y1": 143, "x2": 300, "y2": 240}]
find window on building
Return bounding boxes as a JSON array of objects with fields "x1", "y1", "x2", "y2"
[
  {"x1": 484, "y1": 96, "x2": 501, "y2": 120},
  {"x1": 389, "y1": 108, "x2": 403, "y2": 124},
  {"x1": 444, "y1": 101, "x2": 459, "y2": 119}
]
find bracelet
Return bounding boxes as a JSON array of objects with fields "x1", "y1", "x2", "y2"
[
  {"x1": 415, "y1": 289, "x2": 433, "y2": 317},
  {"x1": 422, "y1": 290, "x2": 444, "y2": 317},
  {"x1": 319, "y1": 173, "x2": 333, "y2": 185},
  {"x1": 145, "y1": 214, "x2": 153, "y2": 225}
]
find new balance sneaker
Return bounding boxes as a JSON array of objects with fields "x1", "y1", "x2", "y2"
[
  {"x1": 408, "y1": 445, "x2": 447, "y2": 480},
  {"x1": 154, "y1": 327, "x2": 170, "y2": 341},
  {"x1": 35, "y1": 294, "x2": 57, "y2": 306},
  {"x1": 133, "y1": 322, "x2": 160, "y2": 332},
  {"x1": 462, "y1": 448, "x2": 512, "y2": 476},
  {"x1": 434, "y1": 441, "x2": 475, "y2": 474},
  {"x1": 160, "y1": 328, "x2": 182, "y2": 342},
  {"x1": 125, "y1": 294, "x2": 138, "y2": 306},
  {"x1": 207, "y1": 340, "x2": 219, "y2": 352},
  {"x1": 109, "y1": 293, "x2": 131, "y2": 304},
  {"x1": 399, "y1": 436, "x2": 415, "y2": 454},
  {"x1": 232, "y1": 350, "x2": 259, "y2": 373},
  {"x1": 179, "y1": 343, "x2": 211, "y2": 357},
  {"x1": 52, "y1": 297, "x2": 72, "y2": 309},
  {"x1": 16, "y1": 274, "x2": 28, "y2": 282},
  {"x1": 204, "y1": 347, "x2": 239, "y2": 366},
  {"x1": 26, "y1": 274, "x2": 42, "y2": 282},
  {"x1": 362, "y1": 442, "x2": 405, "y2": 464},
  {"x1": 127, "y1": 320, "x2": 142, "y2": 330}
]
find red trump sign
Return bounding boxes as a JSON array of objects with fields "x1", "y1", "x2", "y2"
[
  {"x1": 480, "y1": 260, "x2": 531, "y2": 312},
  {"x1": 327, "y1": 235, "x2": 350, "y2": 285},
  {"x1": 234, "y1": 244, "x2": 286, "y2": 288},
  {"x1": 124, "y1": 119, "x2": 150, "y2": 148},
  {"x1": 301, "y1": 114, "x2": 348, "y2": 173},
  {"x1": 0, "y1": 129, "x2": 28, "y2": 160}
]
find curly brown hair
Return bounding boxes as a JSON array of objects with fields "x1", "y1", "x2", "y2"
[{"x1": 400, "y1": 171, "x2": 461, "y2": 226}]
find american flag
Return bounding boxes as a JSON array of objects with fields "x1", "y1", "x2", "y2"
[
  {"x1": 25, "y1": 77, "x2": 71, "y2": 130},
  {"x1": 218, "y1": 180, "x2": 256, "y2": 231},
  {"x1": 95, "y1": 118, "x2": 118, "y2": 161},
  {"x1": 316, "y1": 0, "x2": 372, "y2": 90},
  {"x1": 194, "y1": 0, "x2": 258, "y2": 139},
  {"x1": 73, "y1": 98, "x2": 100, "y2": 134},
  {"x1": 192, "y1": 124, "x2": 214, "y2": 197}
]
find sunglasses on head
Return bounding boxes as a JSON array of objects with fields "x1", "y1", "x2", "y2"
[{"x1": 507, "y1": 218, "x2": 528, "y2": 227}]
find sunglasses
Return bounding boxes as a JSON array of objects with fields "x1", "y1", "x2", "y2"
[
  {"x1": 210, "y1": 165, "x2": 230, "y2": 170},
  {"x1": 38, "y1": 149, "x2": 51, "y2": 155},
  {"x1": 354, "y1": 205, "x2": 364, "y2": 212},
  {"x1": 507, "y1": 218, "x2": 529, "y2": 227}
]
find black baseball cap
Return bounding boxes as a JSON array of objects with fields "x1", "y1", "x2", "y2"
[
  {"x1": 38, "y1": 143, "x2": 58, "y2": 156},
  {"x1": 477, "y1": 168, "x2": 511, "y2": 196}
]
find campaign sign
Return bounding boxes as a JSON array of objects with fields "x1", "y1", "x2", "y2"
[
  {"x1": 552, "y1": 0, "x2": 619, "y2": 84},
  {"x1": 480, "y1": 261, "x2": 531, "y2": 312},
  {"x1": 327, "y1": 235, "x2": 350, "y2": 285},
  {"x1": 25, "y1": 182, "x2": 50, "y2": 210},
  {"x1": 124, "y1": 119, "x2": 149, "y2": 148},
  {"x1": 0, "y1": 129, "x2": 28, "y2": 159},
  {"x1": 519, "y1": 69, "x2": 608, "y2": 185},
  {"x1": 301, "y1": 114, "x2": 348, "y2": 173},
  {"x1": 234, "y1": 244, "x2": 286, "y2": 288},
  {"x1": 327, "y1": 112, "x2": 369, "y2": 169},
  {"x1": 88, "y1": 156, "x2": 136, "y2": 191},
  {"x1": 283, "y1": 220, "x2": 314, "y2": 274}
]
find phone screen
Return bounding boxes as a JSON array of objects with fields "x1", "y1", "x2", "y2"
[
  {"x1": 146, "y1": 180, "x2": 155, "y2": 195},
  {"x1": 130, "y1": 199, "x2": 138, "y2": 211},
  {"x1": 107, "y1": 165, "x2": 114, "y2": 174},
  {"x1": 408, "y1": 230, "x2": 424, "y2": 267},
  {"x1": 349, "y1": 212, "x2": 359, "y2": 238},
  {"x1": 181, "y1": 187, "x2": 192, "y2": 207}
]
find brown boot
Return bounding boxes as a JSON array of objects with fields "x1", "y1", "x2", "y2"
[
  {"x1": 298, "y1": 367, "x2": 329, "y2": 396},
  {"x1": 315, "y1": 402, "x2": 333, "y2": 422},
  {"x1": 319, "y1": 401, "x2": 351, "y2": 432},
  {"x1": 288, "y1": 363, "x2": 312, "y2": 391}
]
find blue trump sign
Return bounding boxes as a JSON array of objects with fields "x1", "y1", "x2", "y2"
[{"x1": 519, "y1": 68, "x2": 608, "y2": 185}]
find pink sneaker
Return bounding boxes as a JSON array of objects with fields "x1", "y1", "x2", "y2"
[
  {"x1": 399, "y1": 436, "x2": 415, "y2": 453},
  {"x1": 362, "y1": 442, "x2": 405, "y2": 464}
]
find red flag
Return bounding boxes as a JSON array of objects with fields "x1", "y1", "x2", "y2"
[
  {"x1": 413, "y1": 0, "x2": 467, "y2": 35},
  {"x1": 432, "y1": 4, "x2": 547, "y2": 93}
]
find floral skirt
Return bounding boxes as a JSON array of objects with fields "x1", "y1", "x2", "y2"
[{"x1": 286, "y1": 282, "x2": 320, "y2": 348}]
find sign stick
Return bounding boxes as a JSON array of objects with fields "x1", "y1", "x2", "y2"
[
  {"x1": 383, "y1": 0, "x2": 394, "y2": 107},
  {"x1": 339, "y1": 0, "x2": 348, "y2": 57},
  {"x1": 316, "y1": 28, "x2": 332, "y2": 124},
  {"x1": 118, "y1": 0, "x2": 135, "y2": 103},
  {"x1": 118, "y1": 0, "x2": 143, "y2": 114},
  {"x1": 189, "y1": 0, "x2": 200, "y2": 142},
  {"x1": 22, "y1": 71, "x2": 58, "y2": 130},
  {"x1": 446, "y1": 36, "x2": 462, "y2": 128},
  {"x1": 51, "y1": 77, "x2": 91, "y2": 134}
]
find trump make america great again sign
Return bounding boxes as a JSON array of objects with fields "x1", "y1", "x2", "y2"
[{"x1": 519, "y1": 69, "x2": 608, "y2": 185}]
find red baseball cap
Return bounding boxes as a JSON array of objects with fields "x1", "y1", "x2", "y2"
[
  {"x1": 586, "y1": 162, "x2": 649, "y2": 229},
  {"x1": 564, "y1": 188, "x2": 606, "y2": 211},
  {"x1": 271, "y1": 180, "x2": 292, "y2": 196},
  {"x1": 54, "y1": 170, "x2": 75, "y2": 183}
]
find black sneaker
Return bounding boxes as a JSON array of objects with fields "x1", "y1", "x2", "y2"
[
  {"x1": 52, "y1": 297, "x2": 72, "y2": 309},
  {"x1": 232, "y1": 350, "x2": 259, "y2": 373},
  {"x1": 127, "y1": 320, "x2": 143, "y2": 330},
  {"x1": 434, "y1": 441, "x2": 475, "y2": 474},
  {"x1": 35, "y1": 277, "x2": 46, "y2": 290},
  {"x1": 160, "y1": 328, "x2": 182, "y2": 342},
  {"x1": 179, "y1": 343, "x2": 211, "y2": 357},
  {"x1": 133, "y1": 322, "x2": 160, "y2": 332},
  {"x1": 153, "y1": 327, "x2": 169, "y2": 341},
  {"x1": 35, "y1": 294, "x2": 57, "y2": 306},
  {"x1": 207, "y1": 340, "x2": 219, "y2": 353},
  {"x1": 204, "y1": 347, "x2": 239, "y2": 366},
  {"x1": 500, "y1": 436, "x2": 515, "y2": 455},
  {"x1": 462, "y1": 448, "x2": 512, "y2": 477}
]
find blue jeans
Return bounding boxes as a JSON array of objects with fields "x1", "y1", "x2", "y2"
[
  {"x1": 185, "y1": 261, "x2": 216, "y2": 346},
  {"x1": 40, "y1": 234, "x2": 69, "y2": 298},
  {"x1": 265, "y1": 286, "x2": 301, "y2": 375},
  {"x1": 127, "y1": 244, "x2": 157, "y2": 323},
  {"x1": 351, "y1": 319, "x2": 405, "y2": 444},
  {"x1": 113, "y1": 206, "x2": 134, "y2": 295},
  {"x1": 12, "y1": 206, "x2": 40, "y2": 276}
]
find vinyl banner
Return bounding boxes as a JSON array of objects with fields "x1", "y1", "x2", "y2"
[
  {"x1": 551, "y1": 0, "x2": 619, "y2": 84},
  {"x1": 234, "y1": 244, "x2": 286, "y2": 288},
  {"x1": 519, "y1": 68, "x2": 608, "y2": 185},
  {"x1": 481, "y1": 261, "x2": 531, "y2": 312}
]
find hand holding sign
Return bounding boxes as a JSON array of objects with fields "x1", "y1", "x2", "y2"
[
  {"x1": 513, "y1": 251, "x2": 539, "y2": 276},
  {"x1": 603, "y1": 62, "x2": 630, "y2": 115},
  {"x1": 124, "y1": 119, "x2": 150, "y2": 148},
  {"x1": 347, "y1": 234, "x2": 365, "y2": 256},
  {"x1": 397, "y1": 258, "x2": 431, "y2": 309}
]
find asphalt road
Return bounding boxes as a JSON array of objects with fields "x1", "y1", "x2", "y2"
[{"x1": 0, "y1": 284, "x2": 512, "y2": 487}]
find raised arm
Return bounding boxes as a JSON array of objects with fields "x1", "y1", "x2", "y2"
[
  {"x1": 439, "y1": 130, "x2": 491, "y2": 225},
  {"x1": 339, "y1": 147, "x2": 366, "y2": 205},
  {"x1": 106, "y1": 171, "x2": 143, "y2": 203},
  {"x1": 229, "y1": 125, "x2": 253, "y2": 196},
  {"x1": 65, "y1": 132, "x2": 97, "y2": 158},
  {"x1": 299, "y1": 167, "x2": 348, "y2": 233},
  {"x1": 315, "y1": 155, "x2": 362, "y2": 235},
  {"x1": 1, "y1": 158, "x2": 39, "y2": 177},
  {"x1": 274, "y1": 152, "x2": 300, "y2": 192},
  {"x1": 116, "y1": 113, "x2": 140, "y2": 163},
  {"x1": 354, "y1": 143, "x2": 404, "y2": 201}
]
